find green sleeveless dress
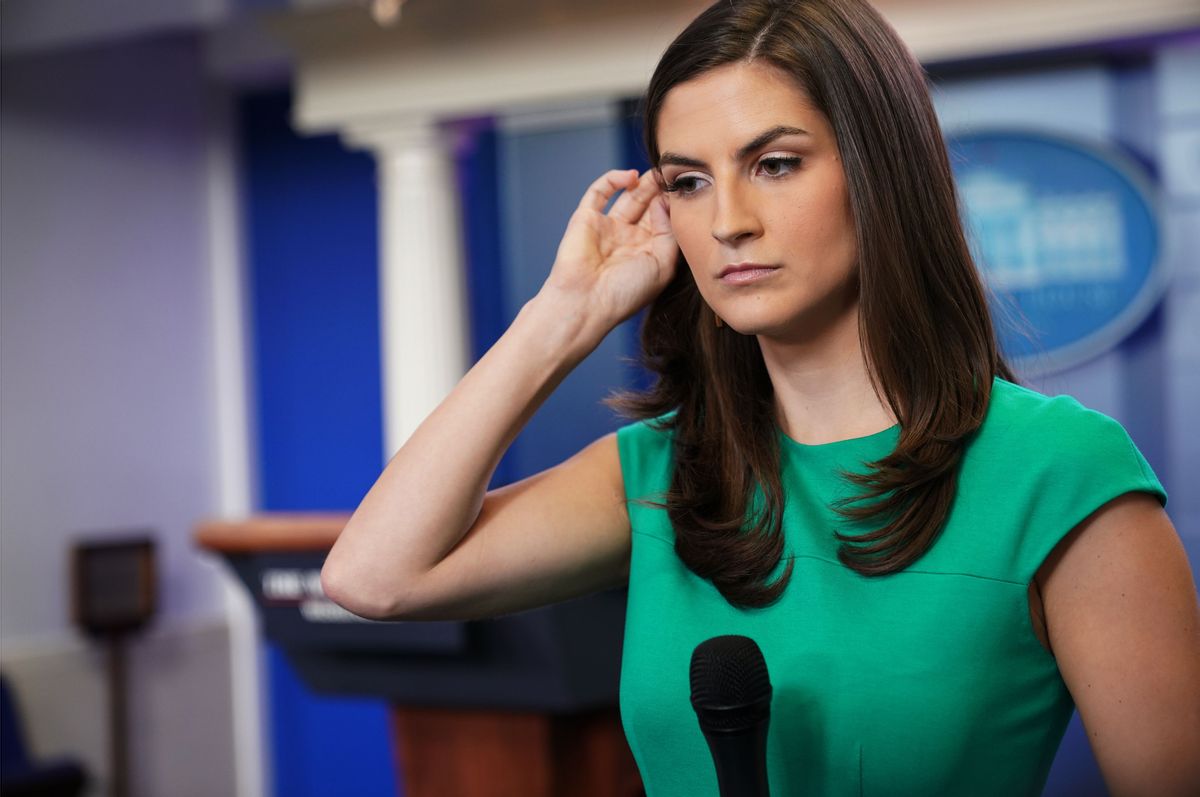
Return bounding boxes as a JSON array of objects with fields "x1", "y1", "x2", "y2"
[{"x1": 615, "y1": 376, "x2": 1167, "y2": 796}]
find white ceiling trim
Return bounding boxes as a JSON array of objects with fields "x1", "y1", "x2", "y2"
[{"x1": 273, "y1": 0, "x2": 1200, "y2": 135}]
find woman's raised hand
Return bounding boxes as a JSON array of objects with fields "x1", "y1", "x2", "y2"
[
  {"x1": 541, "y1": 168, "x2": 678, "y2": 337},
  {"x1": 326, "y1": 173, "x2": 674, "y2": 625}
]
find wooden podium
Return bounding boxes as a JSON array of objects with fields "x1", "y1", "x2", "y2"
[{"x1": 195, "y1": 513, "x2": 643, "y2": 797}]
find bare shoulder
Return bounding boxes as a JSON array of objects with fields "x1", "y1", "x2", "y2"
[
  {"x1": 391, "y1": 431, "x2": 631, "y2": 621},
  {"x1": 1036, "y1": 492, "x2": 1200, "y2": 795}
]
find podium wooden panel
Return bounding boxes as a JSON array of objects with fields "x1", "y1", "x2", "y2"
[{"x1": 391, "y1": 706, "x2": 643, "y2": 797}]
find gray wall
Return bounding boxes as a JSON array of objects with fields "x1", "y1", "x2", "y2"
[{"x1": 0, "y1": 35, "x2": 236, "y2": 796}]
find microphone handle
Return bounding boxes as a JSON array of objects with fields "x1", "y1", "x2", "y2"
[{"x1": 701, "y1": 720, "x2": 771, "y2": 797}]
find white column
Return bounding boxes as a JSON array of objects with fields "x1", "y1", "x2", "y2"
[
  {"x1": 345, "y1": 118, "x2": 472, "y2": 462},
  {"x1": 204, "y1": 93, "x2": 268, "y2": 797}
]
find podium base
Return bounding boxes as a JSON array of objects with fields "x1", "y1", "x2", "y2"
[{"x1": 390, "y1": 705, "x2": 643, "y2": 796}]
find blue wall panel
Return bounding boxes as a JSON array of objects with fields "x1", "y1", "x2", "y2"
[
  {"x1": 239, "y1": 89, "x2": 397, "y2": 797},
  {"x1": 453, "y1": 118, "x2": 517, "y2": 489},
  {"x1": 495, "y1": 109, "x2": 646, "y2": 480}
]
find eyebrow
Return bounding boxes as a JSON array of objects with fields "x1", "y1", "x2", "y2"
[{"x1": 658, "y1": 125, "x2": 810, "y2": 169}]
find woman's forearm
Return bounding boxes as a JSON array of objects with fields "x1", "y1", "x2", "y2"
[{"x1": 320, "y1": 288, "x2": 607, "y2": 617}]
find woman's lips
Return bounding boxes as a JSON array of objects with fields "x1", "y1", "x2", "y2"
[{"x1": 719, "y1": 266, "x2": 780, "y2": 284}]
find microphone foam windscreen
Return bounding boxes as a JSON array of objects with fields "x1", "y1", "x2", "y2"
[{"x1": 689, "y1": 635, "x2": 773, "y2": 732}]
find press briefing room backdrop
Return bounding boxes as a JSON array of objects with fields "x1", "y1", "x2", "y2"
[{"x1": 1, "y1": 1, "x2": 1198, "y2": 796}]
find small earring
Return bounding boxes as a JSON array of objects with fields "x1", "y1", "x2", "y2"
[{"x1": 714, "y1": 312, "x2": 724, "y2": 329}]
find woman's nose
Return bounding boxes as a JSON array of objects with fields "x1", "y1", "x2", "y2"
[{"x1": 710, "y1": 182, "x2": 763, "y2": 245}]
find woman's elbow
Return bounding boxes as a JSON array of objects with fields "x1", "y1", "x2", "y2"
[{"x1": 320, "y1": 559, "x2": 396, "y2": 621}]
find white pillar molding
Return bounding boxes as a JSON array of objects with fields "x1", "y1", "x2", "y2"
[
  {"x1": 344, "y1": 118, "x2": 472, "y2": 461},
  {"x1": 203, "y1": 90, "x2": 268, "y2": 797}
]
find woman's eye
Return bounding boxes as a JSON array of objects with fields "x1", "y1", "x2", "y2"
[
  {"x1": 663, "y1": 176, "x2": 705, "y2": 197},
  {"x1": 758, "y1": 156, "x2": 801, "y2": 177}
]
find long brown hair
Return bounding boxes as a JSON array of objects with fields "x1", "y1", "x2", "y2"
[{"x1": 605, "y1": 0, "x2": 1018, "y2": 608}]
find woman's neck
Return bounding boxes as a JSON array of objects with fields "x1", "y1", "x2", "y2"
[{"x1": 757, "y1": 302, "x2": 895, "y2": 446}]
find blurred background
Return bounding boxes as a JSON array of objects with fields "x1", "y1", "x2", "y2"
[{"x1": 1, "y1": 1, "x2": 1197, "y2": 795}]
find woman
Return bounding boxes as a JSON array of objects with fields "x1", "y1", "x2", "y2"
[{"x1": 322, "y1": 0, "x2": 1200, "y2": 794}]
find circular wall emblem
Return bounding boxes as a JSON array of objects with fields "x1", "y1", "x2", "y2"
[{"x1": 946, "y1": 130, "x2": 1167, "y2": 376}]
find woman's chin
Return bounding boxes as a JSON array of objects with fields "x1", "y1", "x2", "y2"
[
  {"x1": 726, "y1": 318, "x2": 783, "y2": 338},
  {"x1": 720, "y1": 307, "x2": 797, "y2": 336}
]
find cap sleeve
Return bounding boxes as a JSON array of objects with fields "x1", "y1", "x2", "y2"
[{"x1": 1017, "y1": 401, "x2": 1167, "y2": 584}]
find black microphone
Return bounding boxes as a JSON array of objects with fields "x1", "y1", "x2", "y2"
[{"x1": 689, "y1": 635, "x2": 773, "y2": 797}]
